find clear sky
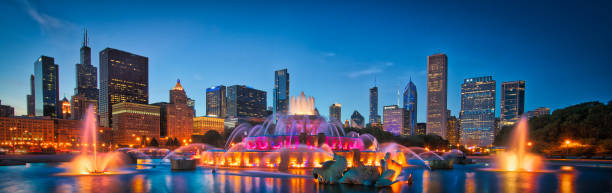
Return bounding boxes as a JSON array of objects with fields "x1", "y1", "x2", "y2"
[{"x1": 0, "y1": 0, "x2": 610, "y2": 122}]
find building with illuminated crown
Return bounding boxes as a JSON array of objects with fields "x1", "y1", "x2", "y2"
[{"x1": 158, "y1": 80, "x2": 194, "y2": 142}]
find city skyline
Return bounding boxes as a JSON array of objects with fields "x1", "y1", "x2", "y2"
[{"x1": 0, "y1": 1, "x2": 611, "y2": 122}]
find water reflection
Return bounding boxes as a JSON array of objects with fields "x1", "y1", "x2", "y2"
[{"x1": 558, "y1": 173, "x2": 576, "y2": 193}]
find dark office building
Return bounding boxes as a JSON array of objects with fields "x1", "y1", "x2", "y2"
[
  {"x1": 27, "y1": 74, "x2": 35, "y2": 116},
  {"x1": 227, "y1": 85, "x2": 267, "y2": 118},
  {"x1": 274, "y1": 69, "x2": 290, "y2": 115},
  {"x1": 75, "y1": 30, "x2": 99, "y2": 100},
  {"x1": 34, "y1": 56, "x2": 59, "y2": 118},
  {"x1": 460, "y1": 76, "x2": 496, "y2": 146},
  {"x1": 500, "y1": 80, "x2": 525, "y2": 127},
  {"x1": 369, "y1": 86, "x2": 381, "y2": 125},
  {"x1": 0, "y1": 100, "x2": 14, "y2": 117},
  {"x1": 206, "y1": 85, "x2": 226, "y2": 118},
  {"x1": 99, "y1": 48, "x2": 149, "y2": 127}
]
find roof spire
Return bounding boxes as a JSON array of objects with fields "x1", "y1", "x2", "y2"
[{"x1": 83, "y1": 28, "x2": 88, "y2": 47}]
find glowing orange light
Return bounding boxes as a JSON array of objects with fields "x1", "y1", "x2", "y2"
[
  {"x1": 565, "y1": 140, "x2": 571, "y2": 145},
  {"x1": 527, "y1": 141, "x2": 533, "y2": 147}
]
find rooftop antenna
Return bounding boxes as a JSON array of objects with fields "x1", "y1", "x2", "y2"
[
  {"x1": 83, "y1": 28, "x2": 88, "y2": 47},
  {"x1": 397, "y1": 88, "x2": 400, "y2": 106},
  {"x1": 374, "y1": 76, "x2": 377, "y2": 87}
]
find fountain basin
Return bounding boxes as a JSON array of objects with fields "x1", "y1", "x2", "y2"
[{"x1": 171, "y1": 159, "x2": 196, "y2": 170}]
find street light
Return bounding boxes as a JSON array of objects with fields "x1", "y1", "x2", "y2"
[{"x1": 565, "y1": 139, "x2": 571, "y2": 157}]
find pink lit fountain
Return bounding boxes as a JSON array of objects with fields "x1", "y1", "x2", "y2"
[{"x1": 59, "y1": 106, "x2": 128, "y2": 175}]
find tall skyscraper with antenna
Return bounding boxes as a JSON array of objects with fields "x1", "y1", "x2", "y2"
[
  {"x1": 75, "y1": 29, "x2": 98, "y2": 100},
  {"x1": 369, "y1": 77, "x2": 381, "y2": 126}
]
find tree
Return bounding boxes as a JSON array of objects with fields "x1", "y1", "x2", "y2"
[
  {"x1": 201, "y1": 130, "x2": 225, "y2": 147},
  {"x1": 149, "y1": 138, "x2": 159, "y2": 147}
]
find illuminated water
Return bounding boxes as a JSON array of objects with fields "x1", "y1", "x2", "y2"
[{"x1": 0, "y1": 162, "x2": 610, "y2": 193}]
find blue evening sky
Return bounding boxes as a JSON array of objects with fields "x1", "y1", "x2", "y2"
[{"x1": 0, "y1": 0, "x2": 610, "y2": 122}]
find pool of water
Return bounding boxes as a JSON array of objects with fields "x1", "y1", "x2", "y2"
[{"x1": 0, "y1": 162, "x2": 610, "y2": 193}]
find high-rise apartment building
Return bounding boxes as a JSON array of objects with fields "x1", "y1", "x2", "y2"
[
  {"x1": 460, "y1": 76, "x2": 496, "y2": 146},
  {"x1": 426, "y1": 53, "x2": 448, "y2": 138},
  {"x1": 329, "y1": 103, "x2": 342, "y2": 121},
  {"x1": 34, "y1": 56, "x2": 60, "y2": 118},
  {"x1": 206, "y1": 85, "x2": 226, "y2": 118},
  {"x1": 99, "y1": 48, "x2": 149, "y2": 127},
  {"x1": 500, "y1": 80, "x2": 525, "y2": 127},
  {"x1": 273, "y1": 69, "x2": 290, "y2": 115}
]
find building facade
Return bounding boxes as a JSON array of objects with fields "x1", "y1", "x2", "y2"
[
  {"x1": 60, "y1": 97, "x2": 71, "y2": 119},
  {"x1": 99, "y1": 48, "x2": 149, "y2": 127},
  {"x1": 426, "y1": 53, "x2": 448, "y2": 138},
  {"x1": 527, "y1": 107, "x2": 550, "y2": 119},
  {"x1": 70, "y1": 94, "x2": 97, "y2": 121},
  {"x1": 369, "y1": 86, "x2": 381, "y2": 125},
  {"x1": 329, "y1": 103, "x2": 341, "y2": 122},
  {"x1": 34, "y1": 56, "x2": 60, "y2": 118},
  {"x1": 159, "y1": 80, "x2": 194, "y2": 142},
  {"x1": 403, "y1": 80, "x2": 417, "y2": 136},
  {"x1": 460, "y1": 76, "x2": 496, "y2": 146},
  {"x1": 383, "y1": 105, "x2": 408, "y2": 136},
  {"x1": 350, "y1": 110, "x2": 365, "y2": 129},
  {"x1": 0, "y1": 100, "x2": 14, "y2": 117},
  {"x1": 500, "y1": 80, "x2": 525, "y2": 127},
  {"x1": 273, "y1": 69, "x2": 290, "y2": 115},
  {"x1": 0, "y1": 117, "x2": 55, "y2": 146},
  {"x1": 193, "y1": 116, "x2": 225, "y2": 135},
  {"x1": 416, "y1": 123, "x2": 426, "y2": 136},
  {"x1": 111, "y1": 102, "x2": 160, "y2": 146},
  {"x1": 226, "y1": 85, "x2": 267, "y2": 118},
  {"x1": 446, "y1": 113, "x2": 460, "y2": 146},
  {"x1": 206, "y1": 85, "x2": 226, "y2": 118}
]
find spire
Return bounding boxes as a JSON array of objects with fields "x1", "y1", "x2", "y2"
[
  {"x1": 83, "y1": 28, "x2": 88, "y2": 47},
  {"x1": 173, "y1": 79, "x2": 184, "y2": 91},
  {"x1": 374, "y1": 76, "x2": 377, "y2": 87}
]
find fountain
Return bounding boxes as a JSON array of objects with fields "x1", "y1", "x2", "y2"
[
  {"x1": 58, "y1": 106, "x2": 129, "y2": 175},
  {"x1": 489, "y1": 116, "x2": 545, "y2": 172}
]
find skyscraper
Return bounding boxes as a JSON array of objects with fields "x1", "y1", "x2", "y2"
[
  {"x1": 99, "y1": 48, "x2": 149, "y2": 127},
  {"x1": 383, "y1": 105, "x2": 408, "y2": 136},
  {"x1": 159, "y1": 80, "x2": 194, "y2": 141},
  {"x1": 226, "y1": 85, "x2": 267, "y2": 118},
  {"x1": 329, "y1": 103, "x2": 341, "y2": 121},
  {"x1": 206, "y1": 85, "x2": 226, "y2": 118},
  {"x1": 60, "y1": 97, "x2": 71, "y2": 119},
  {"x1": 34, "y1": 56, "x2": 59, "y2": 118},
  {"x1": 27, "y1": 74, "x2": 35, "y2": 116},
  {"x1": 369, "y1": 86, "x2": 381, "y2": 125},
  {"x1": 426, "y1": 53, "x2": 448, "y2": 138},
  {"x1": 500, "y1": 80, "x2": 525, "y2": 127},
  {"x1": 460, "y1": 76, "x2": 496, "y2": 146},
  {"x1": 75, "y1": 30, "x2": 98, "y2": 100},
  {"x1": 350, "y1": 110, "x2": 365, "y2": 129},
  {"x1": 273, "y1": 69, "x2": 289, "y2": 115},
  {"x1": 403, "y1": 79, "x2": 417, "y2": 136}
]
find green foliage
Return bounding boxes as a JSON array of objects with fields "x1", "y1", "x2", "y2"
[
  {"x1": 201, "y1": 130, "x2": 225, "y2": 148},
  {"x1": 494, "y1": 101, "x2": 612, "y2": 155},
  {"x1": 149, "y1": 138, "x2": 159, "y2": 147}
]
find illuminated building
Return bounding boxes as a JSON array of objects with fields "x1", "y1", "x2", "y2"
[
  {"x1": 274, "y1": 69, "x2": 290, "y2": 115},
  {"x1": 99, "y1": 48, "x2": 149, "y2": 127},
  {"x1": 206, "y1": 85, "x2": 226, "y2": 118},
  {"x1": 500, "y1": 80, "x2": 525, "y2": 127},
  {"x1": 0, "y1": 117, "x2": 54, "y2": 146},
  {"x1": 193, "y1": 116, "x2": 225, "y2": 135},
  {"x1": 0, "y1": 100, "x2": 14, "y2": 117},
  {"x1": 416, "y1": 123, "x2": 426, "y2": 135},
  {"x1": 460, "y1": 76, "x2": 496, "y2": 146},
  {"x1": 111, "y1": 102, "x2": 160, "y2": 146},
  {"x1": 426, "y1": 53, "x2": 448, "y2": 138},
  {"x1": 527, "y1": 107, "x2": 550, "y2": 119},
  {"x1": 446, "y1": 112, "x2": 460, "y2": 146},
  {"x1": 70, "y1": 94, "x2": 97, "y2": 120},
  {"x1": 27, "y1": 74, "x2": 35, "y2": 116},
  {"x1": 54, "y1": 119, "x2": 81, "y2": 147},
  {"x1": 75, "y1": 29, "x2": 99, "y2": 100},
  {"x1": 383, "y1": 105, "x2": 408, "y2": 136},
  {"x1": 227, "y1": 85, "x2": 267, "y2": 118},
  {"x1": 329, "y1": 103, "x2": 341, "y2": 121},
  {"x1": 34, "y1": 55, "x2": 60, "y2": 118},
  {"x1": 350, "y1": 110, "x2": 365, "y2": 129},
  {"x1": 187, "y1": 98, "x2": 195, "y2": 117},
  {"x1": 158, "y1": 80, "x2": 194, "y2": 142},
  {"x1": 403, "y1": 79, "x2": 417, "y2": 136},
  {"x1": 61, "y1": 97, "x2": 71, "y2": 119},
  {"x1": 369, "y1": 86, "x2": 381, "y2": 126}
]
